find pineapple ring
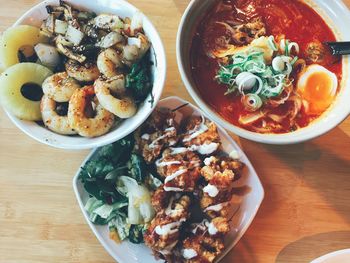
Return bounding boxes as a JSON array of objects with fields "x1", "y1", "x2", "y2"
[
  {"x1": 0, "y1": 25, "x2": 48, "y2": 70},
  {"x1": 0, "y1": 63, "x2": 52, "y2": 121}
]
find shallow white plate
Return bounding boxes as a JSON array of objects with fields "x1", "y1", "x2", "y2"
[
  {"x1": 73, "y1": 96, "x2": 264, "y2": 263},
  {"x1": 311, "y1": 249, "x2": 350, "y2": 263},
  {"x1": 3, "y1": 0, "x2": 166, "y2": 149}
]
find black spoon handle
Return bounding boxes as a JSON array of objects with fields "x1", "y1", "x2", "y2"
[{"x1": 326, "y1": 42, "x2": 350, "y2": 56}]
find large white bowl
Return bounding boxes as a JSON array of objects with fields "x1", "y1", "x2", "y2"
[
  {"x1": 73, "y1": 96, "x2": 264, "y2": 263},
  {"x1": 311, "y1": 249, "x2": 350, "y2": 263},
  {"x1": 2, "y1": 0, "x2": 166, "y2": 149},
  {"x1": 177, "y1": 0, "x2": 350, "y2": 145}
]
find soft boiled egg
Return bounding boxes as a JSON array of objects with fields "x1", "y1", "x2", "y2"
[{"x1": 297, "y1": 64, "x2": 338, "y2": 115}]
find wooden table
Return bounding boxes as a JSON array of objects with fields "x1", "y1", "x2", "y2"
[{"x1": 1, "y1": 0, "x2": 350, "y2": 262}]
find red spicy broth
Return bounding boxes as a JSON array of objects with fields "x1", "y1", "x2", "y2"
[{"x1": 190, "y1": 0, "x2": 342, "y2": 133}]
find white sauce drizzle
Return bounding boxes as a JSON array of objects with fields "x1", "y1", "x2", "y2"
[
  {"x1": 204, "y1": 156, "x2": 216, "y2": 166},
  {"x1": 203, "y1": 184, "x2": 219, "y2": 197},
  {"x1": 165, "y1": 169, "x2": 187, "y2": 184},
  {"x1": 183, "y1": 249, "x2": 198, "y2": 259},
  {"x1": 191, "y1": 142, "x2": 219, "y2": 155},
  {"x1": 148, "y1": 126, "x2": 176, "y2": 149},
  {"x1": 229, "y1": 149, "x2": 240, "y2": 159},
  {"x1": 164, "y1": 127, "x2": 176, "y2": 132},
  {"x1": 164, "y1": 186, "x2": 184, "y2": 192},
  {"x1": 149, "y1": 133, "x2": 168, "y2": 149},
  {"x1": 165, "y1": 197, "x2": 175, "y2": 216},
  {"x1": 141, "y1": 133, "x2": 150, "y2": 140},
  {"x1": 169, "y1": 147, "x2": 189, "y2": 155},
  {"x1": 154, "y1": 218, "x2": 186, "y2": 236},
  {"x1": 204, "y1": 203, "x2": 225, "y2": 212},
  {"x1": 207, "y1": 222, "x2": 218, "y2": 235},
  {"x1": 183, "y1": 116, "x2": 208, "y2": 143},
  {"x1": 155, "y1": 159, "x2": 181, "y2": 167}
]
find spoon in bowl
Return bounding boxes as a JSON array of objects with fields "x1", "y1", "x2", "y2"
[{"x1": 325, "y1": 42, "x2": 350, "y2": 55}]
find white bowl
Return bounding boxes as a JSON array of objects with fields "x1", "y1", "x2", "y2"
[
  {"x1": 2, "y1": 0, "x2": 166, "y2": 149},
  {"x1": 311, "y1": 249, "x2": 350, "y2": 263},
  {"x1": 177, "y1": 0, "x2": 350, "y2": 145},
  {"x1": 73, "y1": 96, "x2": 264, "y2": 263}
]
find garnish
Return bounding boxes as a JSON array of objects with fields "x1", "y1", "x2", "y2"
[{"x1": 216, "y1": 36, "x2": 299, "y2": 110}]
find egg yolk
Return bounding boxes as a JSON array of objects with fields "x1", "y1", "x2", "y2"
[{"x1": 301, "y1": 71, "x2": 336, "y2": 114}]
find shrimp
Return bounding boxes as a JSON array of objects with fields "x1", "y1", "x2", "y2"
[
  {"x1": 65, "y1": 59, "x2": 100, "y2": 82},
  {"x1": 97, "y1": 48, "x2": 123, "y2": 78},
  {"x1": 94, "y1": 77, "x2": 137, "y2": 119},
  {"x1": 42, "y1": 72, "x2": 81, "y2": 102},
  {"x1": 68, "y1": 85, "x2": 115, "y2": 137},
  {"x1": 40, "y1": 95, "x2": 77, "y2": 135},
  {"x1": 95, "y1": 75, "x2": 126, "y2": 96},
  {"x1": 122, "y1": 33, "x2": 150, "y2": 63}
]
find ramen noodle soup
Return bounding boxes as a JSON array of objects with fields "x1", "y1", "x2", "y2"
[{"x1": 190, "y1": 0, "x2": 342, "y2": 134}]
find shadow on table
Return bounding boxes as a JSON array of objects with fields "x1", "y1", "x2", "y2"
[
  {"x1": 241, "y1": 126, "x2": 350, "y2": 223},
  {"x1": 276, "y1": 231, "x2": 350, "y2": 263}
]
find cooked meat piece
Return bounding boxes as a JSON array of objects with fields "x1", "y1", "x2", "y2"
[
  {"x1": 151, "y1": 187, "x2": 172, "y2": 212},
  {"x1": 156, "y1": 148, "x2": 202, "y2": 192},
  {"x1": 144, "y1": 195, "x2": 191, "y2": 257},
  {"x1": 232, "y1": 17, "x2": 266, "y2": 45},
  {"x1": 181, "y1": 116, "x2": 221, "y2": 156},
  {"x1": 200, "y1": 156, "x2": 244, "y2": 217},
  {"x1": 306, "y1": 41, "x2": 326, "y2": 63},
  {"x1": 180, "y1": 218, "x2": 229, "y2": 263},
  {"x1": 201, "y1": 156, "x2": 244, "y2": 181},
  {"x1": 135, "y1": 108, "x2": 179, "y2": 163}
]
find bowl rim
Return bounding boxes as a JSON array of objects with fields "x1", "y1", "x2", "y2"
[
  {"x1": 72, "y1": 95, "x2": 265, "y2": 263},
  {"x1": 176, "y1": 0, "x2": 350, "y2": 145},
  {"x1": 3, "y1": 0, "x2": 167, "y2": 150},
  {"x1": 310, "y1": 249, "x2": 350, "y2": 263}
]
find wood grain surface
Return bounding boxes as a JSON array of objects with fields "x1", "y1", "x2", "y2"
[{"x1": 1, "y1": 0, "x2": 350, "y2": 262}]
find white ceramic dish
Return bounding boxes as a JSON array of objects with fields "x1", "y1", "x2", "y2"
[
  {"x1": 176, "y1": 0, "x2": 350, "y2": 145},
  {"x1": 3, "y1": 0, "x2": 166, "y2": 149},
  {"x1": 311, "y1": 249, "x2": 350, "y2": 263},
  {"x1": 73, "y1": 96, "x2": 264, "y2": 263}
]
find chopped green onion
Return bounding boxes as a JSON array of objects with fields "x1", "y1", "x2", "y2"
[
  {"x1": 288, "y1": 42, "x2": 299, "y2": 54},
  {"x1": 268, "y1": 36, "x2": 278, "y2": 51},
  {"x1": 242, "y1": 94, "x2": 263, "y2": 111}
]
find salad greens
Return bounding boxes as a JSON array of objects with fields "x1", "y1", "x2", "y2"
[
  {"x1": 126, "y1": 51, "x2": 153, "y2": 102},
  {"x1": 78, "y1": 133, "x2": 158, "y2": 244}
]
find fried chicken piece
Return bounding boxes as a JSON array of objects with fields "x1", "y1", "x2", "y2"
[
  {"x1": 200, "y1": 156, "x2": 244, "y2": 217},
  {"x1": 156, "y1": 148, "x2": 202, "y2": 192},
  {"x1": 181, "y1": 116, "x2": 220, "y2": 156},
  {"x1": 180, "y1": 217, "x2": 229, "y2": 262},
  {"x1": 144, "y1": 195, "x2": 191, "y2": 257},
  {"x1": 201, "y1": 156, "x2": 244, "y2": 181},
  {"x1": 135, "y1": 108, "x2": 178, "y2": 163},
  {"x1": 182, "y1": 235, "x2": 224, "y2": 263},
  {"x1": 151, "y1": 188, "x2": 172, "y2": 212}
]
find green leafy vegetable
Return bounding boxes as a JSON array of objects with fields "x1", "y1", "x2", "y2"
[
  {"x1": 79, "y1": 134, "x2": 155, "y2": 244},
  {"x1": 108, "y1": 215, "x2": 130, "y2": 241},
  {"x1": 97, "y1": 134, "x2": 135, "y2": 165},
  {"x1": 129, "y1": 224, "x2": 145, "y2": 244},
  {"x1": 127, "y1": 154, "x2": 147, "y2": 183},
  {"x1": 126, "y1": 52, "x2": 153, "y2": 101}
]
